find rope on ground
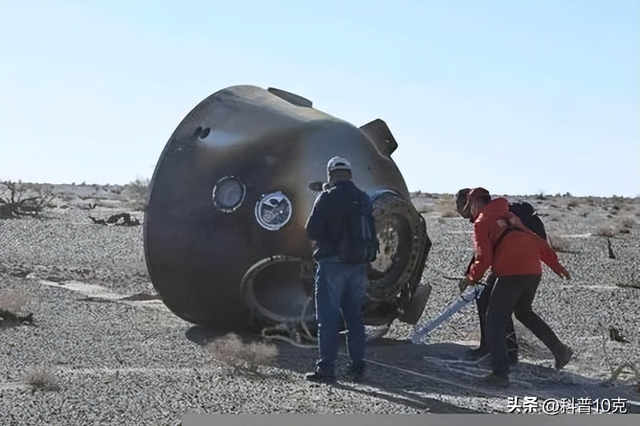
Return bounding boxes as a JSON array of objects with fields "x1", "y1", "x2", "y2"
[
  {"x1": 261, "y1": 323, "x2": 317, "y2": 349},
  {"x1": 419, "y1": 356, "x2": 534, "y2": 389},
  {"x1": 609, "y1": 361, "x2": 640, "y2": 384},
  {"x1": 261, "y1": 296, "x2": 391, "y2": 348},
  {"x1": 300, "y1": 297, "x2": 317, "y2": 343},
  {"x1": 262, "y1": 333, "x2": 317, "y2": 349},
  {"x1": 259, "y1": 309, "x2": 523, "y2": 398},
  {"x1": 258, "y1": 295, "x2": 516, "y2": 397},
  {"x1": 363, "y1": 358, "x2": 510, "y2": 398}
]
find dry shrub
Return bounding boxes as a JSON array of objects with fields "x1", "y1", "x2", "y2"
[
  {"x1": 548, "y1": 233, "x2": 571, "y2": 253},
  {"x1": 410, "y1": 194, "x2": 430, "y2": 214},
  {"x1": 61, "y1": 193, "x2": 79, "y2": 202},
  {"x1": 107, "y1": 185, "x2": 123, "y2": 195},
  {"x1": 566, "y1": 200, "x2": 579, "y2": 209},
  {"x1": 593, "y1": 224, "x2": 618, "y2": 237},
  {"x1": 0, "y1": 289, "x2": 31, "y2": 314},
  {"x1": 615, "y1": 218, "x2": 635, "y2": 234},
  {"x1": 440, "y1": 209, "x2": 459, "y2": 218},
  {"x1": 0, "y1": 180, "x2": 54, "y2": 219},
  {"x1": 415, "y1": 204, "x2": 430, "y2": 215},
  {"x1": 206, "y1": 333, "x2": 278, "y2": 373},
  {"x1": 122, "y1": 178, "x2": 149, "y2": 211},
  {"x1": 431, "y1": 195, "x2": 458, "y2": 218},
  {"x1": 24, "y1": 366, "x2": 59, "y2": 390}
]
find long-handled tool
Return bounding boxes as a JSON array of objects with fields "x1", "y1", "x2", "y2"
[{"x1": 410, "y1": 283, "x2": 485, "y2": 344}]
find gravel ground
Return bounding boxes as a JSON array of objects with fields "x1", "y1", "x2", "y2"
[{"x1": 1, "y1": 189, "x2": 638, "y2": 424}]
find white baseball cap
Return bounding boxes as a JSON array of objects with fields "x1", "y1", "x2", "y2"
[{"x1": 327, "y1": 156, "x2": 351, "y2": 172}]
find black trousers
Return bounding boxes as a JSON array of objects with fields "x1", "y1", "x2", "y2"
[
  {"x1": 476, "y1": 273, "x2": 518, "y2": 357},
  {"x1": 487, "y1": 274, "x2": 564, "y2": 376}
]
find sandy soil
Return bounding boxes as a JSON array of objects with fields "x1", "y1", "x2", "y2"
[{"x1": 0, "y1": 184, "x2": 638, "y2": 424}]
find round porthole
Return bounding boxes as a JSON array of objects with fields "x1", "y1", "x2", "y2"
[
  {"x1": 212, "y1": 176, "x2": 246, "y2": 213},
  {"x1": 255, "y1": 192, "x2": 292, "y2": 231}
]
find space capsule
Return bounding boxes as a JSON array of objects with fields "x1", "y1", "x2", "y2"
[{"x1": 144, "y1": 85, "x2": 431, "y2": 331}]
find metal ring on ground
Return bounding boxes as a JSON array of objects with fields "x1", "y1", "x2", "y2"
[{"x1": 241, "y1": 255, "x2": 316, "y2": 325}]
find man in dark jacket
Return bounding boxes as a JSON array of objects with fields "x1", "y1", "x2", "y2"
[
  {"x1": 460, "y1": 187, "x2": 573, "y2": 387},
  {"x1": 305, "y1": 156, "x2": 372, "y2": 382}
]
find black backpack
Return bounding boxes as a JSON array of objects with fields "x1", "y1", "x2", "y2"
[
  {"x1": 338, "y1": 198, "x2": 379, "y2": 264},
  {"x1": 466, "y1": 201, "x2": 548, "y2": 275},
  {"x1": 508, "y1": 202, "x2": 547, "y2": 240}
]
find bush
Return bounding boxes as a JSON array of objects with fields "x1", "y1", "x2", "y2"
[
  {"x1": 616, "y1": 218, "x2": 635, "y2": 234},
  {"x1": 430, "y1": 195, "x2": 458, "y2": 218},
  {"x1": 24, "y1": 366, "x2": 59, "y2": 390},
  {"x1": 0, "y1": 289, "x2": 31, "y2": 314},
  {"x1": 548, "y1": 232, "x2": 571, "y2": 253},
  {"x1": 0, "y1": 289, "x2": 34, "y2": 326},
  {"x1": 594, "y1": 224, "x2": 617, "y2": 237},
  {"x1": 0, "y1": 180, "x2": 53, "y2": 219},
  {"x1": 123, "y1": 178, "x2": 149, "y2": 211},
  {"x1": 206, "y1": 333, "x2": 278, "y2": 374}
]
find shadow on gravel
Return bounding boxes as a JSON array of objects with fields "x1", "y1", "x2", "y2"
[
  {"x1": 363, "y1": 339, "x2": 640, "y2": 413},
  {"x1": 185, "y1": 325, "x2": 228, "y2": 345},
  {"x1": 0, "y1": 310, "x2": 34, "y2": 329},
  {"x1": 185, "y1": 326, "x2": 479, "y2": 413},
  {"x1": 186, "y1": 327, "x2": 640, "y2": 414}
]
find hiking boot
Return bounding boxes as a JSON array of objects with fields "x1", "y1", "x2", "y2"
[
  {"x1": 554, "y1": 344, "x2": 573, "y2": 370},
  {"x1": 345, "y1": 362, "x2": 366, "y2": 382},
  {"x1": 479, "y1": 372, "x2": 509, "y2": 388},
  {"x1": 305, "y1": 371, "x2": 336, "y2": 383}
]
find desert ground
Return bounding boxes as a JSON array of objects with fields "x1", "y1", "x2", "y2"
[{"x1": 0, "y1": 182, "x2": 639, "y2": 425}]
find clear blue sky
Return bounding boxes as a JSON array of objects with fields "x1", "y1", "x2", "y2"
[{"x1": 1, "y1": 1, "x2": 638, "y2": 197}]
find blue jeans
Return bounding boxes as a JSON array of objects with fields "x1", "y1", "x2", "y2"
[{"x1": 314, "y1": 257, "x2": 367, "y2": 375}]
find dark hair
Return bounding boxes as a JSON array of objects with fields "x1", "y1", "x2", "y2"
[
  {"x1": 464, "y1": 187, "x2": 491, "y2": 214},
  {"x1": 455, "y1": 188, "x2": 470, "y2": 212},
  {"x1": 477, "y1": 192, "x2": 491, "y2": 205},
  {"x1": 468, "y1": 187, "x2": 491, "y2": 204}
]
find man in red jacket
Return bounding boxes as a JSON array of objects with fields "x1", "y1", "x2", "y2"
[
  {"x1": 455, "y1": 188, "x2": 519, "y2": 365},
  {"x1": 459, "y1": 188, "x2": 573, "y2": 387}
]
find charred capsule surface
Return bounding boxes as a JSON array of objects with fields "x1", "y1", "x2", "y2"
[{"x1": 144, "y1": 85, "x2": 431, "y2": 330}]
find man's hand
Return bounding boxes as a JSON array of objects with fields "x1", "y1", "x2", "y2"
[
  {"x1": 557, "y1": 266, "x2": 571, "y2": 280},
  {"x1": 308, "y1": 181, "x2": 324, "y2": 192},
  {"x1": 458, "y1": 277, "x2": 475, "y2": 293}
]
